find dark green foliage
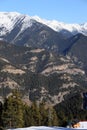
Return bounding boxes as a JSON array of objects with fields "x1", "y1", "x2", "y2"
[
  {"x1": 46, "y1": 107, "x2": 58, "y2": 126},
  {"x1": 54, "y1": 93, "x2": 87, "y2": 126},
  {"x1": 23, "y1": 101, "x2": 58, "y2": 126},
  {"x1": 2, "y1": 90, "x2": 24, "y2": 128},
  {"x1": 0, "y1": 90, "x2": 58, "y2": 128},
  {"x1": 1, "y1": 89, "x2": 87, "y2": 128}
]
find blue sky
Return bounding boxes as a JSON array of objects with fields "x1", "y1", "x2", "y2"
[{"x1": 0, "y1": 0, "x2": 87, "y2": 24}]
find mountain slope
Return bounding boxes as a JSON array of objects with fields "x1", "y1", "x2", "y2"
[
  {"x1": 63, "y1": 34, "x2": 87, "y2": 73},
  {"x1": 0, "y1": 41, "x2": 87, "y2": 105}
]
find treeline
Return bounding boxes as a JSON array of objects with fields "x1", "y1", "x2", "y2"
[
  {"x1": 0, "y1": 90, "x2": 58, "y2": 129},
  {"x1": 0, "y1": 90, "x2": 87, "y2": 129},
  {"x1": 54, "y1": 93, "x2": 87, "y2": 127}
]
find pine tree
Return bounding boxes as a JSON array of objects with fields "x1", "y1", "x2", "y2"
[
  {"x1": 24, "y1": 101, "x2": 41, "y2": 126},
  {"x1": 2, "y1": 90, "x2": 24, "y2": 128},
  {"x1": 39, "y1": 102, "x2": 47, "y2": 126},
  {"x1": 30, "y1": 101, "x2": 41, "y2": 126},
  {"x1": 46, "y1": 107, "x2": 58, "y2": 126},
  {"x1": 51, "y1": 108, "x2": 58, "y2": 126},
  {"x1": 23, "y1": 104, "x2": 32, "y2": 127}
]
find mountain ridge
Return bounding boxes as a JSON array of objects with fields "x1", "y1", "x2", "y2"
[{"x1": 0, "y1": 12, "x2": 87, "y2": 38}]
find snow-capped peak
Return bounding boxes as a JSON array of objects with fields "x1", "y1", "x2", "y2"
[
  {"x1": 0, "y1": 12, "x2": 21, "y2": 26},
  {"x1": 0, "y1": 12, "x2": 21, "y2": 35},
  {"x1": 0, "y1": 12, "x2": 33, "y2": 36},
  {"x1": 32, "y1": 15, "x2": 87, "y2": 36},
  {"x1": 33, "y1": 15, "x2": 87, "y2": 35},
  {"x1": 0, "y1": 12, "x2": 87, "y2": 37}
]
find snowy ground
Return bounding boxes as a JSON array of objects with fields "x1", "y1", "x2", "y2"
[{"x1": 8, "y1": 126, "x2": 87, "y2": 130}]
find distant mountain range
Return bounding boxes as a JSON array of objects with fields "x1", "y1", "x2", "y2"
[
  {"x1": 0, "y1": 12, "x2": 87, "y2": 105},
  {"x1": 0, "y1": 12, "x2": 87, "y2": 37}
]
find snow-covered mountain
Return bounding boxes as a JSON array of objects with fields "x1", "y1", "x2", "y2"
[
  {"x1": 0, "y1": 12, "x2": 87, "y2": 38},
  {"x1": 0, "y1": 12, "x2": 33, "y2": 37},
  {"x1": 33, "y1": 15, "x2": 87, "y2": 36},
  {"x1": 0, "y1": 12, "x2": 67, "y2": 52}
]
